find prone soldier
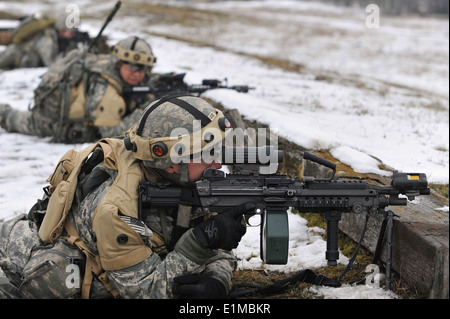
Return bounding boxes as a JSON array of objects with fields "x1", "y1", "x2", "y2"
[
  {"x1": 0, "y1": 13, "x2": 105, "y2": 70},
  {"x1": 0, "y1": 13, "x2": 58, "y2": 69},
  {"x1": 0, "y1": 96, "x2": 253, "y2": 299},
  {"x1": 0, "y1": 36, "x2": 159, "y2": 143}
]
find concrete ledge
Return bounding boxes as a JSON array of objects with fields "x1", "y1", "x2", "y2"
[
  {"x1": 223, "y1": 106, "x2": 449, "y2": 299},
  {"x1": 339, "y1": 191, "x2": 448, "y2": 298},
  {"x1": 301, "y1": 151, "x2": 449, "y2": 299}
]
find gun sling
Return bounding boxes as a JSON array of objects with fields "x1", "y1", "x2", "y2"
[{"x1": 229, "y1": 269, "x2": 340, "y2": 298}]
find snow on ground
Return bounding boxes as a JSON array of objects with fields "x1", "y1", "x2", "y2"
[{"x1": 1, "y1": 0, "x2": 448, "y2": 299}]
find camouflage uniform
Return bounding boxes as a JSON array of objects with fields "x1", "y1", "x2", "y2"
[
  {"x1": 1, "y1": 96, "x2": 240, "y2": 299},
  {"x1": 0, "y1": 15, "x2": 58, "y2": 69},
  {"x1": 0, "y1": 156, "x2": 236, "y2": 299},
  {"x1": 0, "y1": 38, "x2": 157, "y2": 143},
  {"x1": 75, "y1": 162, "x2": 235, "y2": 299},
  {"x1": 0, "y1": 215, "x2": 41, "y2": 298}
]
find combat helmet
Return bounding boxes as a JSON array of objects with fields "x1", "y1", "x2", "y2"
[
  {"x1": 12, "y1": 13, "x2": 56, "y2": 44},
  {"x1": 124, "y1": 95, "x2": 232, "y2": 182},
  {"x1": 112, "y1": 36, "x2": 156, "y2": 68}
]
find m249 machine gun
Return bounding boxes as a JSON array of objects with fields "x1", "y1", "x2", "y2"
[{"x1": 138, "y1": 146, "x2": 430, "y2": 289}]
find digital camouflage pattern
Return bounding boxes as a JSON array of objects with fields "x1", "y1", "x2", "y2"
[
  {"x1": 0, "y1": 14, "x2": 106, "y2": 70},
  {"x1": 18, "y1": 240, "x2": 84, "y2": 299},
  {"x1": 0, "y1": 16, "x2": 58, "y2": 69},
  {"x1": 0, "y1": 150, "x2": 236, "y2": 299},
  {"x1": 72, "y1": 160, "x2": 236, "y2": 298},
  {"x1": 0, "y1": 50, "x2": 156, "y2": 143},
  {"x1": 140, "y1": 95, "x2": 217, "y2": 139},
  {"x1": 137, "y1": 95, "x2": 220, "y2": 172},
  {"x1": 0, "y1": 214, "x2": 41, "y2": 298}
]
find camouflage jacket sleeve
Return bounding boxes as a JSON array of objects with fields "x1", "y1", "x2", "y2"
[
  {"x1": 107, "y1": 230, "x2": 236, "y2": 298},
  {"x1": 202, "y1": 249, "x2": 237, "y2": 293},
  {"x1": 107, "y1": 229, "x2": 222, "y2": 299},
  {"x1": 73, "y1": 162, "x2": 236, "y2": 299}
]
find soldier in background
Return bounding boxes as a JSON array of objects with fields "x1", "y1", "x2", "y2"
[
  {"x1": 0, "y1": 13, "x2": 106, "y2": 70},
  {"x1": 0, "y1": 13, "x2": 57, "y2": 69},
  {"x1": 0, "y1": 36, "x2": 158, "y2": 143}
]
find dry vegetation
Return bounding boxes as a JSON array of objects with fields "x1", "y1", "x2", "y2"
[{"x1": 230, "y1": 148, "x2": 427, "y2": 299}]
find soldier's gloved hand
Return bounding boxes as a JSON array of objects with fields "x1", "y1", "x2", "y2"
[
  {"x1": 193, "y1": 202, "x2": 256, "y2": 251},
  {"x1": 173, "y1": 274, "x2": 227, "y2": 299}
]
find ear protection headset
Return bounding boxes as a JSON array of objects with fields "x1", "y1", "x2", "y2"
[{"x1": 124, "y1": 95, "x2": 231, "y2": 163}]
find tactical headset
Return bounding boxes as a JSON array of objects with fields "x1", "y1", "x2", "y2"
[{"x1": 124, "y1": 95, "x2": 232, "y2": 164}]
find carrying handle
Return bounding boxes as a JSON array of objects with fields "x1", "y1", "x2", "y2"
[{"x1": 303, "y1": 152, "x2": 336, "y2": 180}]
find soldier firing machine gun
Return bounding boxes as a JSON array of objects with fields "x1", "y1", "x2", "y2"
[
  {"x1": 138, "y1": 146, "x2": 430, "y2": 290},
  {"x1": 123, "y1": 72, "x2": 254, "y2": 98}
]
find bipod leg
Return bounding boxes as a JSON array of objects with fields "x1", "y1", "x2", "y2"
[{"x1": 385, "y1": 210, "x2": 394, "y2": 290}]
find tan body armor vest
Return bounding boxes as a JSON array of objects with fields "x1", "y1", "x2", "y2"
[
  {"x1": 68, "y1": 58, "x2": 127, "y2": 127},
  {"x1": 38, "y1": 138, "x2": 152, "y2": 298}
]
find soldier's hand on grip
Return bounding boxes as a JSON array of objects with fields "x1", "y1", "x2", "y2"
[{"x1": 193, "y1": 202, "x2": 256, "y2": 250}]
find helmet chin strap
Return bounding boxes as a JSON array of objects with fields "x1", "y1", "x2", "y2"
[{"x1": 179, "y1": 163, "x2": 190, "y2": 183}]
